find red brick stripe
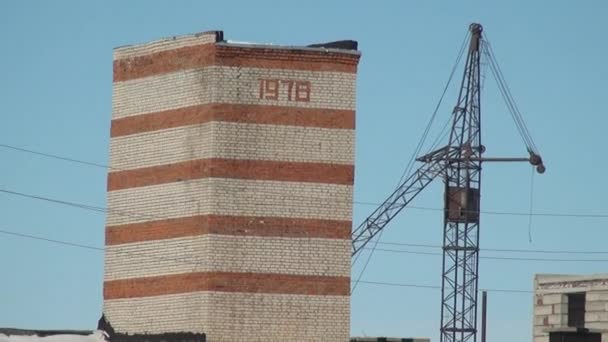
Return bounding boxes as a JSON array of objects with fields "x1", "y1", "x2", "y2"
[
  {"x1": 113, "y1": 44, "x2": 359, "y2": 82},
  {"x1": 113, "y1": 44, "x2": 216, "y2": 82},
  {"x1": 215, "y1": 45, "x2": 359, "y2": 73},
  {"x1": 103, "y1": 272, "x2": 350, "y2": 299},
  {"x1": 107, "y1": 159, "x2": 353, "y2": 191},
  {"x1": 106, "y1": 215, "x2": 351, "y2": 245},
  {"x1": 111, "y1": 103, "x2": 355, "y2": 137}
]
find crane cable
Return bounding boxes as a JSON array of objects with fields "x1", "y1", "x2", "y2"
[
  {"x1": 351, "y1": 229, "x2": 385, "y2": 294},
  {"x1": 482, "y1": 36, "x2": 540, "y2": 155},
  {"x1": 484, "y1": 39, "x2": 536, "y2": 153},
  {"x1": 395, "y1": 30, "x2": 470, "y2": 188},
  {"x1": 482, "y1": 35, "x2": 541, "y2": 244},
  {"x1": 528, "y1": 165, "x2": 535, "y2": 242},
  {"x1": 353, "y1": 30, "x2": 468, "y2": 268},
  {"x1": 352, "y1": 30, "x2": 471, "y2": 293}
]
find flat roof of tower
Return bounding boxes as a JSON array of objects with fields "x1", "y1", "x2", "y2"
[{"x1": 114, "y1": 30, "x2": 360, "y2": 57}]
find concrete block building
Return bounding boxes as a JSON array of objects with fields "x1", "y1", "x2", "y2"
[
  {"x1": 102, "y1": 30, "x2": 360, "y2": 341},
  {"x1": 534, "y1": 274, "x2": 608, "y2": 342}
]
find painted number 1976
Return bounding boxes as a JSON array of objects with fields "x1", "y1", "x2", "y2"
[{"x1": 258, "y1": 79, "x2": 311, "y2": 102}]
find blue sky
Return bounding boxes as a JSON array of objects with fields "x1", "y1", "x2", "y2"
[{"x1": 1, "y1": 1, "x2": 607, "y2": 341}]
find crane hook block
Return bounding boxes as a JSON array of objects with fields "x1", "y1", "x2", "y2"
[
  {"x1": 537, "y1": 164, "x2": 546, "y2": 174},
  {"x1": 529, "y1": 152, "x2": 546, "y2": 174}
]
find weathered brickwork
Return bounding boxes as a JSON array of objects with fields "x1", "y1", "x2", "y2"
[
  {"x1": 110, "y1": 104, "x2": 355, "y2": 137},
  {"x1": 104, "y1": 30, "x2": 360, "y2": 341},
  {"x1": 104, "y1": 292, "x2": 349, "y2": 340},
  {"x1": 114, "y1": 41, "x2": 358, "y2": 82},
  {"x1": 112, "y1": 66, "x2": 357, "y2": 119},
  {"x1": 109, "y1": 122, "x2": 355, "y2": 170},
  {"x1": 113, "y1": 31, "x2": 220, "y2": 60},
  {"x1": 106, "y1": 216, "x2": 352, "y2": 245},
  {"x1": 105, "y1": 235, "x2": 351, "y2": 280},
  {"x1": 106, "y1": 178, "x2": 353, "y2": 226},
  {"x1": 534, "y1": 274, "x2": 608, "y2": 342},
  {"x1": 107, "y1": 159, "x2": 354, "y2": 190}
]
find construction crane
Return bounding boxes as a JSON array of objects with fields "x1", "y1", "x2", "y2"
[{"x1": 351, "y1": 23, "x2": 545, "y2": 342}]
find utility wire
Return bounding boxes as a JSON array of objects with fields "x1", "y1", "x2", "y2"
[
  {"x1": 5, "y1": 183, "x2": 608, "y2": 260},
  {"x1": 0, "y1": 143, "x2": 117, "y2": 170},
  {"x1": 0, "y1": 180, "x2": 608, "y2": 220},
  {"x1": 0, "y1": 189, "x2": 108, "y2": 213},
  {"x1": 4, "y1": 217, "x2": 605, "y2": 263},
  {"x1": 4, "y1": 186, "x2": 607, "y2": 258},
  {"x1": 353, "y1": 29, "x2": 469, "y2": 289},
  {"x1": 354, "y1": 201, "x2": 608, "y2": 219},
  {"x1": 375, "y1": 241, "x2": 608, "y2": 255},
  {"x1": 352, "y1": 229, "x2": 384, "y2": 293},
  {"x1": 0, "y1": 228, "x2": 104, "y2": 251},
  {"x1": 355, "y1": 280, "x2": 532, "y2": 294},
  {"x1": 0, "y1": 228, "x2": 215, "y2": 267},
  {"x1": 0, "y1": 227, "x2": 533, "y2": 295},
  {"x1": 2, "y1": 187, "x2": 608, "y2": 230},
  {"x1": 366, "y1": 247, "x2": 608, "y2": 263},
  {"x1": 0, "y1": 188, "x2": 166, "y2": 222}
]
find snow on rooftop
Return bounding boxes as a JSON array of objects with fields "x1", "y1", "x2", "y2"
[
  {"x1": 225, "y1": 39, "x2": 269, "y2": 45},
  {"x1": 0, "y1": 331, "x2": 107, "y2": 342}
]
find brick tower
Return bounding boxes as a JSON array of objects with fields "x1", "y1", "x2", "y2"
[{"x1": 103, "y1": 31, "x2": 360, "y2": 341}]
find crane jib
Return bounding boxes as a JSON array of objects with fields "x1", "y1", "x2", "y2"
[{"x1": 350, "y1": 22, "x2": 545, "y2": 342}]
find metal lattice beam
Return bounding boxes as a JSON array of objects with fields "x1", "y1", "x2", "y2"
[
  {"x1": 351, "y1": 22, "x2": 545, "y2": 342},
  {"x1": 439, "y1": 23, "x2": 483, "y2": 342}
]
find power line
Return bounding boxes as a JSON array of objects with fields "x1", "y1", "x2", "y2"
[
  {"x1": 4, "y1": 184, "x2": 607, "y2": 259},
  {"x1": 0, "y1": 228, "x2": 103, "y2": 251},
  {"x1": 0, "y1": 227, "x2": 533, "y2": 295},
  {"x1": 0, "y1": 228, "x2": 213, "y2": 267},
  {"x1": 31, "y1": 217, "x2": 608, "y2": 263},
  {"x1": 376, "y1": 241, "x2": 608, "y2": 255},
  {"x1": 0, "y1": 144, "x2": 607, "y2": 260},
  {"x1": 3, "y1": 142, "x2": 608, "y2": 220},
  {"x1": 355, "y1": 280, "x2": 439, "y2": 290},
  {"x1": 4, "y1": 212, "x2": 603, "y2": 263},
  {"x1": 0, "y1": 143, "x2": 115, "y2": 170},
  {"x1": 0, "y1": 188, "x2": 107, "y2": 213},
  {"x1": 354, "y1": 201, "x2": 608, "y2": 219},
  {"x1": 0, "y1": 188, "x2": 169, "y2": 222},
  {"x1": 354, "y1": 280, "x2": 532, "y2": 294},
  {"x1": 4, "y1": 185, "x2": 608, "y2": 230},
  {"x1": 352, "y1": 228, "x2": 384, "y2": 293},
  {"x1": 367, "y1": 247, "x2": 608, "y2": 263}
]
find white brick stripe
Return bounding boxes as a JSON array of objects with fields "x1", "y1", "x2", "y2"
[
  {"x1": 114, "y1": 32, "x2": 217, "y2": 60},
  {"x1": 104, "y1": 292, "x2": 207, "y2": 334},
  {"x1": 103, "y1": 291, "x2": 349, "y2": 340},
  {"x1": 104, "y1": 235, "x2": 350, "y2": 281},
  {"x1": 112, "y1": 66, "x2": 357, "y2": 119},
  {"x1": 106, "y1": 178, "x2": 352, "y2": 226},
  {"x1": 112, "y1": 69, "x2": 213, "y2": 119},
  {"x1": 109, "y1": 121, "x2": 354, "y2": 170}
]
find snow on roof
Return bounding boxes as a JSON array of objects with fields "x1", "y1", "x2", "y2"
[
  {"x1": 0, "y1": 331, "x2": 107, "y2": 342},
  {"x1": 225, "y1": 39, "x2": 271, "y2": 45}
]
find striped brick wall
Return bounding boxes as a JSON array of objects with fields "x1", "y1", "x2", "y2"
[{"x1": 103, "y1": 30, "x2": 360, "y2": 341}]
